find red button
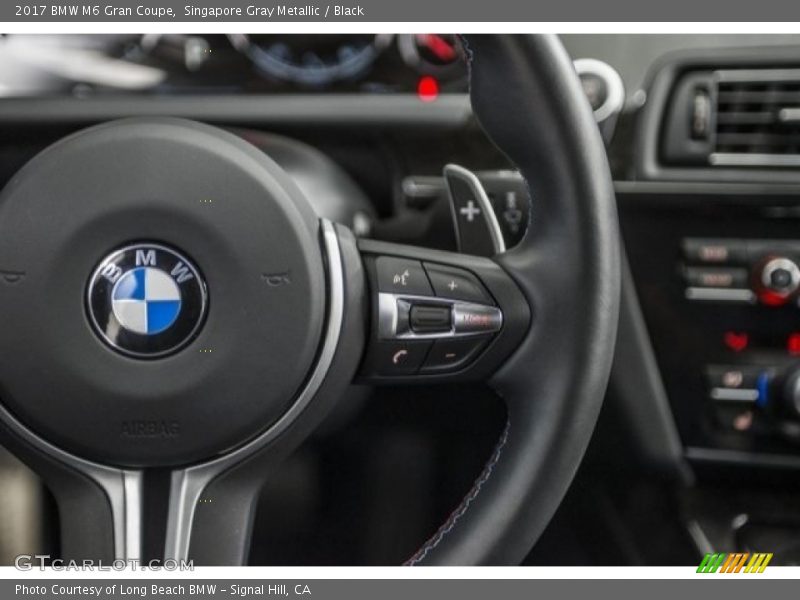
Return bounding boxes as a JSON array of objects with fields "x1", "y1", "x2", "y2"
[
  {"x1": 724, "y1": 331, "x2": 749, "y2": 353},
  {"x1": 788, "y1": 333, "x2": 800, "y2": 356}
]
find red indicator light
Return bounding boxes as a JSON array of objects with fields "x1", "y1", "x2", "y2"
[
  {"x1": 418, "y1": 34, "x2": 458, "y2": 62},
  {"x1": 724, "y1": 331, "x2": 749, "y2": 353},
  {"x1": 758, "y1": 289, "x2": 789, "y2": 307},
  {"x1": 417, "y1": 76, "x2": 439, "y2": 103},
  {"x1": 788, "y1": 333, "x2": 800, "y2": 355}
]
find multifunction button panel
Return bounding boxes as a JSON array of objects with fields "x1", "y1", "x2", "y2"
[{"x1": 363, "y1": 256, "x2": 503, "y2": 377}]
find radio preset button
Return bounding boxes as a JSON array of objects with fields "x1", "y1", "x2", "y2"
[
  {"x1": 684, "y1": 267, "x2": 748, "y2": 289},
  {"x1": 706, "y1": 365, "x2": 761, "y2": 390},
  {"x1": 682, "y1": 238, "x2": 747, "y2": 264}
]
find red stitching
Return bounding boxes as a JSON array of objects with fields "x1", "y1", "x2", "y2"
[{"x1": 404, "y1": 420, "x2": 510, "y2": 566}]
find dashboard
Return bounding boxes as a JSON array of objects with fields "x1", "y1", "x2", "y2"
[{"x1": 0, "y1": 34, "x2": 468, "y2": 97}]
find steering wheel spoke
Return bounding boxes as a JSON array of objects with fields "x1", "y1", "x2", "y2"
[
  {"x1": 356, "y1": 240, "x2": 530, "y2": 384},
  {"x1": 0, "y1": 419, "x2": 139, "y2": 561}
]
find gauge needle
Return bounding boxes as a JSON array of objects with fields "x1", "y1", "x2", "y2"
[{"x1": 418, "y1": 34, "x2": 457, "y2": 62}]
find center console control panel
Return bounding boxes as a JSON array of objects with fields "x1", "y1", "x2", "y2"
[
  {"x1": 679, "y1": 238, "x2": 800, "y2": 450},
  {"x1": 619, "y1": 192, "x2": 800, "y2": 466},
  {"x1": 618, "y1": 198, "x2": 800, "y2": 468}
]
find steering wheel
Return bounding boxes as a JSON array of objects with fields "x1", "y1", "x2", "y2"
[{"x1": 0, "y1": 35, "x2": 619, "y2": 565}]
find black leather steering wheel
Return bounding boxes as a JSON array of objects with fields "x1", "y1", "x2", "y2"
[{"x1": 0, "y1": 34, "x2": 619, "y2": 565}]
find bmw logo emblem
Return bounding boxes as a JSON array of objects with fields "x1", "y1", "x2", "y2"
[{"x1": 87, "y1": 243, "x2": 208, "y2": 358}]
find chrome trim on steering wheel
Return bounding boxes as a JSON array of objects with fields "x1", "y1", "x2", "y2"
[
  {"x1": 163, "y1": 218, "x2": 345, "y2": 561},
  {"x1": 0, "y1": 406, "x2": 143, "y2": 560},
  {"x1": 377, "y1": 292, "x2": 503, "y2": 340}
]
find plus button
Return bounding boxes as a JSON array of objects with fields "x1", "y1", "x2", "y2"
[{"x1": 459, "y1": 200, "x2": 481, "y2": 222}]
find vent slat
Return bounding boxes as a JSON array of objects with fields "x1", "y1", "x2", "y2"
[
  {"x1": 717, "y1": 132, "x2": 800, "y2": 145},
  {"x1": 716, "y1": 112, "x2": 775, "y2": 125},
  {"x1": 718, "y1": 90, "x2": 800, "y2": 103}
]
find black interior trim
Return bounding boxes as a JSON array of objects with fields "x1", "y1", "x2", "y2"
[
  {"x1": 0, "y1": 94, "x2": 473, "y2": 128},
  {"x1": 608, "y1": 252, "x2": 693, "y2": 484}
]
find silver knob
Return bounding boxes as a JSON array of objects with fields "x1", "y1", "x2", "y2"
[{"x1": 761, "y1": 257, "x2": 800, "y2": 295}]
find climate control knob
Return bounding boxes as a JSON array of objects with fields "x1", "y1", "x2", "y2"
[{"x1": 756, "y1": 257, "x2": 800, "y2": 306}]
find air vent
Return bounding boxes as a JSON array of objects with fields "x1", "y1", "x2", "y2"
[
  {"x1": 711, "y1": 69, "x2": 800, "y2": 166},
  {"x1": 660, "y1": 67, "x2": 800, "y2": 168}
]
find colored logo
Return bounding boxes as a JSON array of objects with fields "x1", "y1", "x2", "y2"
[
  {"x1": 87, "y1": 244, "x2": 207, "y2": 358},
  {"x1": 112, "y1": 267, "x2": 182, "y2": 335},
  {"x1": 697, "y1": 552, "x2": 773, "y2": 573}
]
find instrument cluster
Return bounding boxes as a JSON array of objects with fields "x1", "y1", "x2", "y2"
[{"x1": 0, "y1": 34, "x2": 469, "y2": 97}]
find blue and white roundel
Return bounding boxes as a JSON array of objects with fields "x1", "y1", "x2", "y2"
[{"x1": 111, "y1": 267, "x2": 182, "y2": 335}]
